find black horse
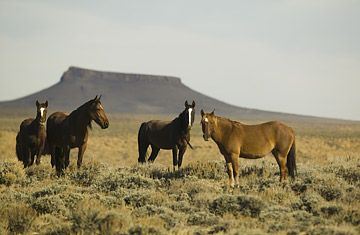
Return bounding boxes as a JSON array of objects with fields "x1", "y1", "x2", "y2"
[
  {"x1": 16, "y1": 100, "x2": 48, "y2": 167},
  {"x1": 138, "y1": 100, "x2": 195, "y2": 170},
  {"x1": 46, "y1": 95, "x2": 109, "y2": 176}
]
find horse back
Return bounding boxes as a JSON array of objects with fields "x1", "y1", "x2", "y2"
[
  {"x1": 232, "y1": 121, "x2": 294, "y2": 156},
  {"x1": 46, "y1": 112, "x2": 68, "y2": 143}
]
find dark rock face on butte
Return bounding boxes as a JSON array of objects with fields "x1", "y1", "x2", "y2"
[
  {"x1": 0, "y1": 67, "x2": 236, "y2": 114},
  {"x1": 0, "y1": 66, "x2": 309, "y2": 121}
]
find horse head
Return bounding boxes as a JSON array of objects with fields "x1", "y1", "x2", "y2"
[
  {"x1": 181, "y1": 100, "x2": 195, "y2": 130},
  {"x1": 200, "y1": 109, "x2": 215, "y2": 141},
  {"x1": 88, "y1": 95, "x2": 109, "y2": 129},
  {"x1": 36, "y1": 100, "x2": 48, "y2": 125}
]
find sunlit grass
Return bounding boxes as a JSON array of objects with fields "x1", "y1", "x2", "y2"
[{"x1": 0, "y1": 115, "x2": 359, "y2": 234}]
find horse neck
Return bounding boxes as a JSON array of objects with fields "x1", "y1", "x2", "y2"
[
  {"x1": 68, "y1": 108, "x2": 91, "y2": 132},
  {"x1": 211, "y1": 116, "x2": 232, "y2": 143},
  {"x1": 172, "y1": 116, "x2": 188, "y2": 138},
  {"x1": 34, "y1": 113, "x2": 46, "y2": 129}
]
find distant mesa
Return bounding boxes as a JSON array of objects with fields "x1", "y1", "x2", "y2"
[
  {"x1": 0, "y1": 66, "x2": 326, "y2": 122},
  {"x1": 61, "y1": 66, "x2": 182, "y2": 85}
]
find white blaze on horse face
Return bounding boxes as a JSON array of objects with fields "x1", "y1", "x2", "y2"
[
  {"x1": 204, "y1": 117, "x2": 208, "y2": 123},
  {"x1": 99, "y1": 104, "x2": 104, "y2": 110},
  {"x1": 40, "y1": 107, "x2": 45, "y2": 118},
  {"x1": 188, "y1": 108, "x2": 193, "y2": 127}
]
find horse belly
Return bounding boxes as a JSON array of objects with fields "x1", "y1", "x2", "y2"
[
  {"x1": 240, "y1": 142, "x2": 274, "y2": 159},
  {"x1": 148, "y1": 131, "x2": 174, "y2": 149},
  {"x1": 239, "y1": 152, "x2": 266, "y2": 159}
]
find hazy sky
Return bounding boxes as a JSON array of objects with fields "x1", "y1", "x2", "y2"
[{"x1": 1, "y1": 1, "x2": 360, "y2": 120}]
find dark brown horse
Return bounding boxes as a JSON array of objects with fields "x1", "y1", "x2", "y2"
[
  {"x1": 200, "y1": 110, "x2": 296, "y2": 187},
  {"x1": 46, "y1": 95, "x2": 109, "y2": 175},
  {"x1": 138, "y1": 101, "x2": 195, "y2": 170},
  {"x1": 16, "y1": 100, "x2": 48, "y2": 167}
]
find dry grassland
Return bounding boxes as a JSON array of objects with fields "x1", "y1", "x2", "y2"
[{"x1": 0, "y1": 114, "x2": 359, "y2": 234}]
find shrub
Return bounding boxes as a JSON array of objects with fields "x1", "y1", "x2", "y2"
[
  {"x1": 32, "y1": 184, "x2": 65, "y2": 198},
  {"x1": 124, "y1": 191, "x2": 167, "y2": 208},
  {"x1": 31, "y1": 195, "x2": 67, "y2": 215},
  {"x1": 296, "y1": 191, "x2": 323, "y2": 214},
  {"x1": 32, "y1": 214, "x2": 71, "y2": 235},
  {"x1": 317, "y1": 184, "x2": 342, "y2": 201},
  {"x1": 68, "y1": 162, "x2": 103, "y2": 186},
  {"x1": 128, "y1": 225, "x2": 163, "y2": 235},
  {"x1": 187, "y1": 211, "x2": 219, "y2": 226},
  {"x1": 25, "y1": 164, "x2": 52, "y2": 181},
  {"x1": 0, "y1": 161, "x2": 25, "y2": 186},
  {"x1": 344, "y1": 209, "x2": 360, "y2": 226},
  {"x1": 2, "y1": 203, "x2": 36, "y2": 234},
  {"x1": 320, "y1": 205, "x2": 343, "y2": 218},
  {"x1": 97, "y1": 172, "x2": 156, "y2": 192},
  {"x1": 209, "y1": 194, "x2": 264, "y2": 218}
]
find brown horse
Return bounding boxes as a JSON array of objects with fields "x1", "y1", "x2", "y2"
[
  {"x1": 138, "y1": 101, "x2": 195, "y2": 170},
  {"x1": 46, "y1": 95, "x2": 109, "y2": 176},
  {"x1": 16, "y1": 100, "x2": 48, "y2": 167},
  {"x1": 200, "y1": 110, "x2": 296, "y2": 187}
]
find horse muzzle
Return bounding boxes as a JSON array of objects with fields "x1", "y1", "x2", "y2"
[
  {"x1": 102, "y1": 121, "x2": 109, "y2": 129},
  {"x1": 203, "y1": 134, "x2": 209, "y2": 141}
]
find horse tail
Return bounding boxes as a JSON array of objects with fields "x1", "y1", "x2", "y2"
[
  {"x1": 286, "y1": 140, "x2": 297, "y2": 179},
  {"x1": 137, "y1": 122, "x2": 148, "y2": 163},
  {"x1": 15, "y1": 132, "x2": 22, "y2": 162}
]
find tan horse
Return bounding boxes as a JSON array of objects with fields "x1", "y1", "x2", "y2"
[{"x1": 200, "y1": 110, "x2": 296, "y2": 187}]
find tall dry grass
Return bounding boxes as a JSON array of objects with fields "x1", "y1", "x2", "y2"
[{"x1": 0, "y1": 114, "x2": 359, "y2": 234}]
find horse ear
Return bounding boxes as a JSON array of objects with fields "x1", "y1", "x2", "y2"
[
  {"x1": 185, "y1": 100, "x2": 189, "y2": 107},
  {"x1": 36, "y1": 100, "x2": 40, "y2": 107},
  {"x1": 192, "y1": 100, "x2": 195, "y2": 107},
  {"x1": 201, "y1": 109, "x2": 204, "y2": 116},
  {"x1": 94, "y1": 95, "x2": 98, "y2": 101},
  {"x1": 211, "y1": 109, "x2": 215, "y2": 115},
  {"x1": 98, "y1": 95, "x2": 102, "y2": 101},
  {"x1": 45, "y1": 100, "x2": 48, "y2": 107}
]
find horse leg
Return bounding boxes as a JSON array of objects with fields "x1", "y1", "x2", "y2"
[
  {"x1": 77, "y1": 143, "x2": 87, "y2": 168},
  {"x1": 64, "y1": 146, "x2": 71, "y2": 169},
  {"x1": 272, "y1": 149, "x2": 287, "y2": 182},
  {"x1": 230, "y1": 153, "x2": 240, "y2": 186},
  {"x1": 35, "y1": 141, "x2": 45, "y2": 165},
  {"x1": 148, "y1": 145, "x2": 160, "y2": 162},
  {"x1": 30, "y1": 151, "x2": 35, "y2": 166},
  {"x1": 50, "y1": 146, "x2": 56, "y2": 168},
  {"x1": 22, "y1": 147, "x2": 31, "y2": 168},
  {"x1": 138, "y1": 140, "x2": 149, "y2": 163},
  {"x1": 224, "y1": 155, "x2": 235, "y2": 188},
  {"x1": 55, "y1": 147, "x2": 65, "y2": 176},
  {"x1": 172, "y1": 146, "x2": 178, "y2": 171},
  {"x1": 177, "y1": 145, "x2": 187, "y2": 169}
]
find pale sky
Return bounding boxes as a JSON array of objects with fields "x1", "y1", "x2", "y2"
[{"x1": 1, "y1": 0, "x2": 360, "y2": 120}]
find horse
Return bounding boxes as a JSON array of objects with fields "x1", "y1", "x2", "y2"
[
  {"x1": 15, "y1": 100, "x2": 48, "y2": 168},
  {"x1": 46, "y1": 95, "x2": 109, "y2": 176},
  {"x1": 200, "y1": 110, "x2": 296, "y2": 187},
  {"x1": 138, "y1": 100, "x2": 195, "y2": 170}
]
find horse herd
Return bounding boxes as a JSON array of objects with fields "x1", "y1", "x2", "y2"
[{"x1": 15, "y1": 96, "x2": 296, "y2": 187}]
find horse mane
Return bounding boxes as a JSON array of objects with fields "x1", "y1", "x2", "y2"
[
  {"x1": 68, "y1": 99, "x2": 94, "y2": 129},
  {"x1": 215, "y1": 115, "x2": 243, "y2": 126}
]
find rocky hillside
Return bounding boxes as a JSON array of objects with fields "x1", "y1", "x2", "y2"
[{"x1": 0, "y1": 66, "x2": 331, "y2": 122}]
